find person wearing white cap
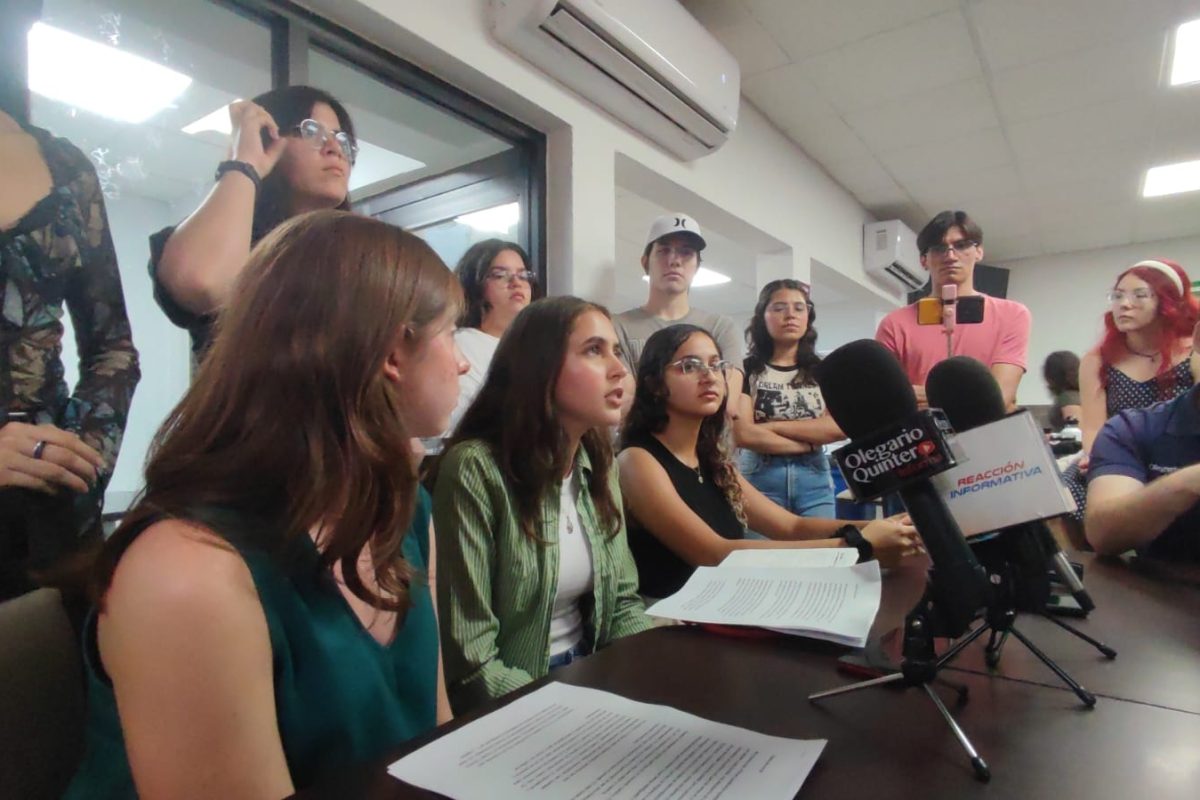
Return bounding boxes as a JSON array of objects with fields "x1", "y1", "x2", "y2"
[{"x1": 613, "y1": 213, "x2": 744, "y2": 388}]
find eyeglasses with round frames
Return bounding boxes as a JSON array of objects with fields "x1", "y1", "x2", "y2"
[
  {"x1": 1107, "y1": 289, "x2": 1155, "y2": 306},
  {"x1": 924, "y1": 239, "x2": 978, "y2": 257},
  {"x1": 288, "y1": 118, "x2": 358, "y2": 165},
  {"x1": 667, "y1": 357, "x2": 731, "y2": 377},
  {"x1": 484, "y1": 269, "x2": 536, "y2": 283}
]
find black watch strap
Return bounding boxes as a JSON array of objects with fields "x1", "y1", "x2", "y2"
[
  {"x1": 839, "y1": 524, "x2": 874, "y2": 563},
  {"x1": 215, "y1": 160, "x2": 261, "y2": 192}
]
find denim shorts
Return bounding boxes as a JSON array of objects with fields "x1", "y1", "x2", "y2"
[
  {"x1": 548, "y1": 640, "x2": 589, "y2": 670},
  {"x1": 738, "y1": 449, "x2": 835, "y2": 538}
]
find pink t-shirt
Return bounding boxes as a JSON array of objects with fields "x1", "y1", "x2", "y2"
[{"x1": 875, "y1": 294, "x2": 1031, "y2": 386}]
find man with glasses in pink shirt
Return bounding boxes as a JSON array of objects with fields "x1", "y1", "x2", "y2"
[{"x1": 875, "y1": 210, "x2": 1031, "y2": 410}]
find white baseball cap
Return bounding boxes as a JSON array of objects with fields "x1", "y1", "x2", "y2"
[{"x1": 644, "y1": 213, "x2": 706, "y2": 251}]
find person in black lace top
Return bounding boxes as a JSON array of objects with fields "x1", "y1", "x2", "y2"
[{"x1": 0, "y1": 108, "x2": 140, "y2": 598}]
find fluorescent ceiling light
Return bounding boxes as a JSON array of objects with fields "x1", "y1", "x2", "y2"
[
  {"x1": 1170, "y1": 19, "x2": 1200, "y2": 86},
  {"x1": 456, "y1": 202, "x2": 520, "y2": 234},
  {"x1": 1142, "y1": 159, "x2": 1200, "y2": 197},
  {"x1": 28, "y1": 22, "x2": 192, "y2": 123},
  {"x1": 642, "y1": 266, "x2": 732, "y2": 288},
  {"x1": 182, "y1": 103, "x2": 237, "y2": 135}
]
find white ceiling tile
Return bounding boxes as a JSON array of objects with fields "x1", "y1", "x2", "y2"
[
  {"x1": 680, "y1": 0, "x2": 755, "y2": 30},
  {"x1": 743, "y1": 0, "x2": 959, "y2": 62},
  {"x1": 743, "y1": 63, "x2": 840, "y2": 121},
  {"x1": 876, "y1": 127, "x2": 1012, "y2": 187},
  {"x1": 803, "y1": 10, "x2": 984, "y2": 114},
  {"x1": 1006, "y1": 98, "x2": 1154, "y2": 161},
  {"x1": 983, "y1": 231, "x2": 1045, "y2": 263},
  {"x1": 704, "y1": 17, "x2": 792, "y2": 77},
  {"x1": 904, "y1": 162, "x2": 1025, "y2": 211},
  {"x1": 992, "y1": 33, "x2": 1165, "y2": 123},
  {"x1": 1018, "y1": 144, "x2": 1146, "y2": 192},
  {"x1": 781, "y1": 114, "x2": 877, "y2": 164},
  {"x1": 1133, "y1": 194, "x2": 1200, "y2": 242},
  {"x1": 844, "y1": 77, "x2": 1000, "y2": 154},
  {"x1": 822, "y1": 156, "x2": 909, "y2": 201},
  {"x1": 1035, "y1": 200, "x2": 1137, "y2": 253},
  {"x1": 969, "y1": 0, "x2": 1179, "y2": 72}
]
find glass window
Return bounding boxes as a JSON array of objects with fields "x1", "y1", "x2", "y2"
[{"x1": 30, "y1": 0, "x2": 273, "y2": 512}]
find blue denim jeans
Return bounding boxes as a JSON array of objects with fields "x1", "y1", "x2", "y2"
[
  {"x1": 738, "y1": 449, "x2": 835, "y2": 539},
  {"x1": 548, "y1": 640, "x2": 588, "y2": 670}
]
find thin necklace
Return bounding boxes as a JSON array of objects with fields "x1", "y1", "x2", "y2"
[
  {"x1": 694, "y1": 463, "x2": 704, "y2": 483},
  {"x1": 1126, "y1": 344, "x2": 1160, "y2": 360}
]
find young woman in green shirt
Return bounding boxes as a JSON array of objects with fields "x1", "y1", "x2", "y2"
[
  {"x1": 66, "y1": 212, "x2": 465, "y2": 799},
  {"x1": 433, "y1": 296, "x2": 651, "y2": 714}
]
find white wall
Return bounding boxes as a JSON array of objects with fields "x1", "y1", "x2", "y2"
[
  {"x1": 302, "y1": 0, "x2": 895, "y2": 309},
  {"x1": 1004, "y1": 234, "x2": 1200, "y2": 407}
]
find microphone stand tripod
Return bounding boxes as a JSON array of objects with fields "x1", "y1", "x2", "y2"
[
  {"x1": 972, "y1": 532, "x2": 1117, "y2": 703},
  {"x1": 810, "y1": 567, "x2": 996, "y2": 782}
]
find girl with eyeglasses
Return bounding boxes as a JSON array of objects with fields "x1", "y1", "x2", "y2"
[
  {"x1": 618, "y1": 325, "x2": 919, "y2": 600},
  {"x1": 66, "y1": 212, "x2": 465, "y2": 798},
  {"x1": 150, "y1": 85, "x2": 357, "y2": 355},
  {"x1": 733, "y1": 280, "x2": 842, "y2": 529},
  {"x1": 1061, "y1": 259, "x2": 1198, "y2": 523},
  {"x1": 420, "y1": 239, "x2": 543, "y2": 460},
  {"x1": 432, "y1": 296, "x2": 650, "y2": 714}
]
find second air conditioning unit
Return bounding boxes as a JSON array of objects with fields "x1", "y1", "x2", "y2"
[
  {"x1": 864, "y1": 220, "x2": 926, "y2": 293},
  {"x1": 491, "y1": 0, "x2": 740, "y2": 161}
]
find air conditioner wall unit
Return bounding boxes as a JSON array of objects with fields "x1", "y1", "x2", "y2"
[
  {"x1": 491, "y1": 0, "x2": 740, "y2": 160},
  {"x1": 864, "y1": 220, "x2": 926, "y2": 293}
]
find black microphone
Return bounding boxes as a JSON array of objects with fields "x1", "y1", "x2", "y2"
[
  {"x1": 817, "y1": 341, "x2": 992, "y2": 635},
  {"x1": 926, "y1": 357, "x2": 1095, "y2": 613}
]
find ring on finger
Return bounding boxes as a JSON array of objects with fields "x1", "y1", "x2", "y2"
[{"x1": 32, "y1": 440, "x2": 47, "y2": 460}]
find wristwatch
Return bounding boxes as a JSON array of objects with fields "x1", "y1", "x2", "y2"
[
  {"x1": 215, "y1": 160, "x2": 261, "y2": 192},
  {"x1": 838, "y1": 524, "x2": 874, "y2": 563}
]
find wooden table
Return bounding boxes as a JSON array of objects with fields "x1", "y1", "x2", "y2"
[{"x1": 295, "y1": 554, "x2": 1200, "y2": 799}]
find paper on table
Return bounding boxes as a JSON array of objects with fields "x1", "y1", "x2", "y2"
[
  {"x1": 646, "y1": 562, "x2": 882, "y2": 647},
  {"x1": 388, "y1": 682, "x2": 824, "y2": 800},
  {"x1": 721, "y1": 547, "x2": 860, "y2": 569}
]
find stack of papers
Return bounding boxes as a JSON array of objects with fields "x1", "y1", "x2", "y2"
[
  {"x1": 389, "y1": 683, "x2": 825, "y2": 799},
  {"x1": 645, "y1": 549, "x2": 881, "y2": 647}
]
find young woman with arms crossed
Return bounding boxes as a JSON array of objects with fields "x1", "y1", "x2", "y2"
[
  {"x1": 433, "y1": 296, "x2": 650, "y2": 714},
  {"x1": 66, "y1": 212, "x2": 464, "y2": 799},
  {"x1": 620, "y1": 325, "x2": 920, "y2": 600},
  {"x1": 734, "y1": 280, "x2": 843, "y2": 526}
]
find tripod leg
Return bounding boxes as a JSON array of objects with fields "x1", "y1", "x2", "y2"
[
  {"x1": 934, "y1": 622, "x2": 993, "y2": 669},
  {"x1": 984, "y1": 629, "x2": 1010, "y2": 668},
  {"x1": 1040, "y1": 613, "x2": 1118, "y2": 659},
  {"x1": 808, "y1": 670, "x2": 905, "y2": 701},
  {"x1": 1007, "y1": 626, "x2": 1097, "y2": 707},
  {"x1": 921, "y1": 683, "x2": 991, "y2": 783}
]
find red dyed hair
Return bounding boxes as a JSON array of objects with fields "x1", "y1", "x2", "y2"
[{"x1": 1097, "y1": 258, "x2": 1198, "y2": 395}]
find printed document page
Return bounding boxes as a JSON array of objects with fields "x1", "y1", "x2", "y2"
[
  {"x1": 721, "y1": 548, "x2": 859, "y2": 568},
  {"x1": 646, "y1": 562, "x2": 882, "y2": 647},
  {"x1": 388, "y1": 682, "x2": 825, "y2": 800}
]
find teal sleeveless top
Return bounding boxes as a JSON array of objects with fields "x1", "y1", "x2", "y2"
[{"x1": 65, "y1": 489, "x2": 440, "y2": 798}]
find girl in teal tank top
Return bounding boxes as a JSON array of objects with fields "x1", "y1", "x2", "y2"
[{"x1": 66, "y1": 213, "x2": 466, "y2": 798}]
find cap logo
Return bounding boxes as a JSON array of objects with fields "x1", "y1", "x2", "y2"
[{"x1": 675, "y1": 217, "x2": 687, "y2": 229}]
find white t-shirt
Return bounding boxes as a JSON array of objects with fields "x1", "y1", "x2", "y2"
[
  {"x1": 421, "y1": 327, "x2": 499, "y2": 456},
  {"x1": 743, "y1": 362, "x2": 826, "y2": 422},
  {"x1": 549, "y1": 470, "x2": 594, "y2": 656}
]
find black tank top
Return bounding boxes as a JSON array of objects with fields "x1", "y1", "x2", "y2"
[{"x1": 622, "y1": 434, "x2": 744, "y2": 598}]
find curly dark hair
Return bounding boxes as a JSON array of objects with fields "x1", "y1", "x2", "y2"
[
  {"x1": 744, "y1": 279, "x2": 820, "y2": 388},
  {"x1": 453, "y1": 239, "x2": 542, "y2": 328},
  {"x1": 1042, "y1": 350, "x2": 1080, "y2": 395},
  {"x1": 620, "y1": 325, "x2": 744, "y2": 524}
]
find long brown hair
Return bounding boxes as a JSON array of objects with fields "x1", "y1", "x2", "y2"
[
  {"x1": 441, "y1": 296, "x2": 623, "y2": 543},
  {"x1": 94, "y1": 211, "x2": 461, "y2": 612},
  {"x1": 620, "y1": 325, "x2": 745, "y2": 524}
]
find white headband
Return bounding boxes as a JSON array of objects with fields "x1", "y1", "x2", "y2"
[{"x1": 1131, "y1": 260, "x2": 1184, "y2": 295}]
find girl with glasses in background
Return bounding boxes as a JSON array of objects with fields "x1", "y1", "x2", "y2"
[
  {"x1": 432, "y1": 296, "x2": 650, "y2": 714},
  {"x1": 150, "y1": 85, "x2": 357, "y2": 356},
  {"x1": 733, "y1": 280, "x2": 843, "y2": 531},
  {"x1": 420, "y1": 239, "x2": 543, "y2": 461},
  {"x1": 618, "y1": 325, "x2": 919, "y2": 601},
  {"x1": 1062, "y1": 259, "x2": 1198, "y2": 525},
  {"x1": 67, "y1": 212, "x2": 464, "y2": 798}
]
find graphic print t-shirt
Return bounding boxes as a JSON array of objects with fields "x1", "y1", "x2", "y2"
[{"x1": 742, "y1": 362, "x2": 825, "y2": 422}]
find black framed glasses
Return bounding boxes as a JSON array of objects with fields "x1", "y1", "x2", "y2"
[
  {"x1": 288, "y1": 118, "x2": 358, "y2": 165},
  {"x1": 667, "y1": 357, "x2": 731, "y2": 377},
  {"x1": 484, "y1": 268, "x2": 536, "y2": 283},
  {"x1": 924, "y1": 239, "x2": 978, "y2": 257}
]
